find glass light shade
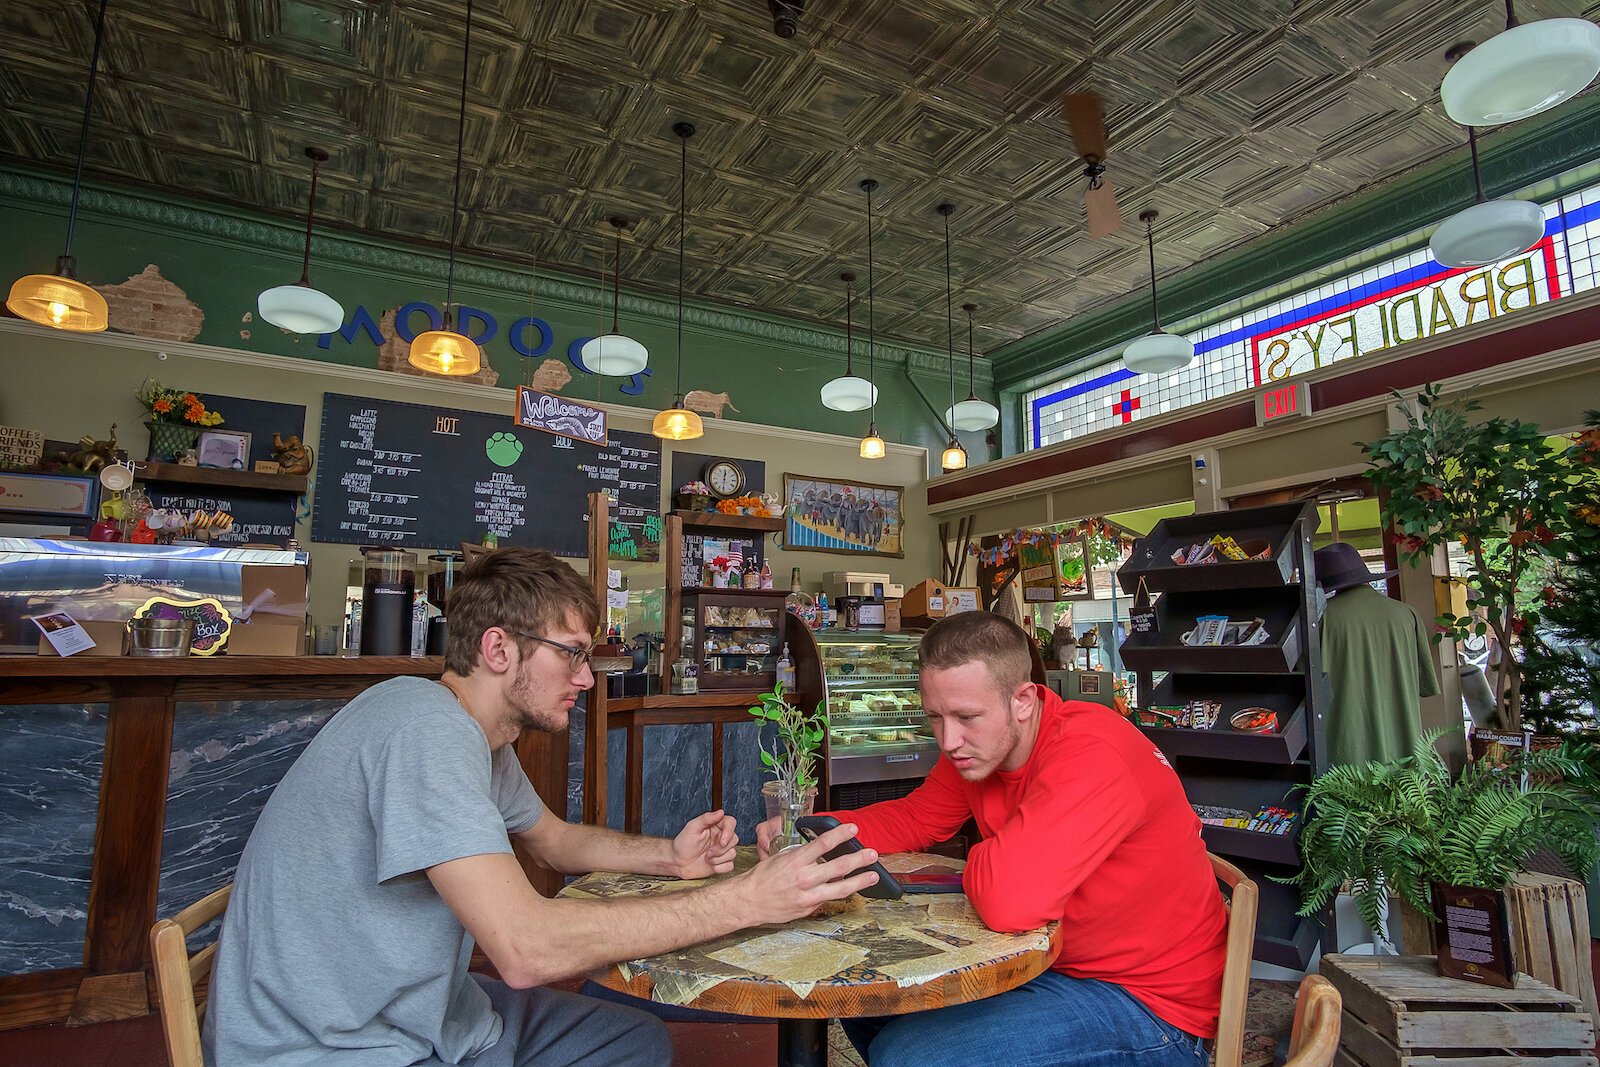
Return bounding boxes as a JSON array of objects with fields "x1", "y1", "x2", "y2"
[
  {"x1": 6, "y1": 273, "x2": 108, "y2": 332},
  {"x1": 1441, "y1": 19, "x2": 1600, "y2": 126},
  {"x1": 940, "y1": 440, "x2": 968, "y2": 472},
  {"x1": 820, "y1": 374, "x2": 878, "y2": 411},
  {"x1": 1429, "y1": 198, "x2": 1545, "y2": 268},
  {"x1": 652, "y1": 406, "x2": 704, "y2": 441},
  {"x1": 257, "y1": 283, "x2": 344, "y2": 334},
  {"x1": 859, "y1": 432, "x2": 886, "y2": 460},
  {"x1": 1123, "y1": 330, "x2": 1195, "y2": 375},
  {"x1": 580, "y1": 332, "x2": 648, "y2": 376},
  {"x1": 947, "y1": 396, "x2": 999, "y2": 432},
  {"x1": 407, "y1": 329, "x2": 482, "y2": 376}
]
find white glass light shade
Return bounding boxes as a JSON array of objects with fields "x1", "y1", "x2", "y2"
[
  {"x1": 1429, "y1": 198, "x2": 1545, "y2": 268},
  {"x1": 257, "y1": 283, "x2": 345, "y2": 334},
  {"x1": 946, "y1": 397, "x2": 999, "y2": 432},
  {"x1": 407, "y1": 330, "x2": 482, "y2": 376},
  {"x1": 580, "y1": 332, "x2": 648, "y2": 376},
  {"x1": 859, "y1": 432, "x2": 886, "y2": 460},
  {"x1": 820, "y1": 375, "x2": 878, "y2": 411},
  {"x1": 652, "y1": 406, "x2": 704, "y2": 441},
  {"x1": 1123, "y1": 330, "x2": 1195, "y2": 375},
  {"x1": 940, "y1": 441, "x2": 968, "y2": 472},
  {"x1": 1441, "y1": 19, "x2": 1600, "y2": 126},
  {"x1": 7, "y1": 273, "x2": 108, "y2": 332}
]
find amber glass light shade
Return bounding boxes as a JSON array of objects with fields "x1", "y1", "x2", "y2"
[
  {"x1": 652, "y1": 405, "x2": 704, "y2": 441},
  {"x1": 7, "y1": 271, "x2": 108, "y2": 332},
  {"x1": 941, "y1": 439, "x2": 968, "y2": 472},
  {"x1": 407, "y1": 329, "x2": 481, "y2": 376},
  {"x1": 859, "y1": 429, "x2": 886, "y2": 460}
]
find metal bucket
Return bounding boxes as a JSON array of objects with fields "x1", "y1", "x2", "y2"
[{"x1": 126, "y1": 617, "x2": 194, "y2": 657}]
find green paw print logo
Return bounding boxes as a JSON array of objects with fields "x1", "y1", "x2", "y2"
[{"x1": 485, "y1": 432, "x2": 524, "y2": 468}]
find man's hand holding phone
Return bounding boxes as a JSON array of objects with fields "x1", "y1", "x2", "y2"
[{"x1": 740, "y1": 820, "x2": 881, "y2": 925}]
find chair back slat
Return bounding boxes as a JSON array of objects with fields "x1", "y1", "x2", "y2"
[
  {"x1": 150, "y1": 884, "x2": 232, "y2": 1067},
  {"x1": 1285, "y1": 974, "x2": 1342, "y2": 1067},
  {"x1": 1209, "y1": 853, "x2": 1259, "y2": 1067}
]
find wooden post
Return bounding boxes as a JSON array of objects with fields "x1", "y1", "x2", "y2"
[{"x1": 587, "y1": 491, "x2": 609, "y2": 637}]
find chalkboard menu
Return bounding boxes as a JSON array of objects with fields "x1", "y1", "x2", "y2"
[{"x1": 311, "y1": 393, "x2": 661, "y2": 558}]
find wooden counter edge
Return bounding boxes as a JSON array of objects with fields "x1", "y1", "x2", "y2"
[{"x1": 0, "y1": 655, "x2": 444, "y2": 678}]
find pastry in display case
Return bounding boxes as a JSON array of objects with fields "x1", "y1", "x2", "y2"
[
  {"x1": 815, "y1": 630, "x2": 934, "y2": 791},
  {"x1": 689, "y1": 592, "x2": 784, "y2": 690}
]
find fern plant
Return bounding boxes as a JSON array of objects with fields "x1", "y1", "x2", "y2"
[{"x1": 1286, "y1": 729, "x2": 1600, "y2": 940}]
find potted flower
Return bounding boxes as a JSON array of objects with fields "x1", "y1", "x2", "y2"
[
  {"x1": 1286, "y1": 729, "x2": 1599, "y2": 986},
  {"x1": 706, "y1": 555, "x2": 735, "y2": 588},
  {"x1": 748, "y1": 684, "x2": 828, "y2": 852},
  {"x1": 674, "y1": 481, "x2": 713, "y2": 513},
  {"x1": 136, "y1": 378, "x2": 224, "y2": 462}
]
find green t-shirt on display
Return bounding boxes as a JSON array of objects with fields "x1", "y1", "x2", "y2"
[{"x1": 1320, "y1": 584, "x2": 1441, "y2": 767}]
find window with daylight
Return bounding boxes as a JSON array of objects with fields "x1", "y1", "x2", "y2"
[{"x1": 1025, "y1": 176, "x2": 1600, "y2": 451}]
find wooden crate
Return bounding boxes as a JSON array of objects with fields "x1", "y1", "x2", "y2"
[
  {"x1": 1323, "y1": 954, "x2": 1597, "y2": 1067},
  {"x1": 1396, "y1": 874, "x2": 1598, "y2": 1021}
]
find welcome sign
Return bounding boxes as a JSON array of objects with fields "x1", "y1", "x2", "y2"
[
  {"x1": 1249, "y1": 241, "x2": 1559, "y2": 384},
  {"x1": 514, "y1": 387, "x2": 608, "y2": 445}
]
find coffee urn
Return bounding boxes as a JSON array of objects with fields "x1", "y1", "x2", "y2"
[
  {"x1": 426, "y1": 552, "x2": 463, "y2": 656},
  {"x1": 359, "y1": 548, "x2": 416, "y2": 656}
]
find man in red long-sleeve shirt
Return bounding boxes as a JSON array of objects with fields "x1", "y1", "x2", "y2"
[{"x1": 760, "y1": 612, "x2": 1227, "y2": 1067}]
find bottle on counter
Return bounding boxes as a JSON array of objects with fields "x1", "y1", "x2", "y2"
[
  {"x1": 776, "y1": 644, "x2": 796, "y2": 692},
  {"x1": 816, "y1": 592, "x2": 830, "y2": 630},
  {"x1": 483, "y1": 529, "x2": 499, "y2": 549},
  {"x1": 785, "y1": 568, "x2": 817, "y2": 629},
  {"x1": 759, "y1": 561, "x2": 773, "y2": 590}
]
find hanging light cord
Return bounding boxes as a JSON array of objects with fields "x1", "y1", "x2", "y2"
[
  {"x1": 63, "y1": 0, "x2": 110, "y2": 260},
  {"x1": 865, "y1": 181, "x2": 877, "y2": 426},
  {"x1": 610, "y1": 224, "x2": 623, "y2": 333},
  {"x1": 964, "y1": 303, "x2": 978, "y2": 399},
  {"x1": 1467, "y1": 127, "x2": 1486, "y2": 203},
  {"x1": 675, "y1": 129, "x2": 688, "y2": 401},
  {"x1": 1504, "y1": 0, "x2": 1519, "y2": 28},
  {"x1": 1144, "y1": 216, "x2": 1162, "y2": 332},
  {"x1": 296, "y1": 152, "x2": 322, "y2": 284},
  {"x1": 442, "y1": 0, "x2": 473, "y2": 328},
  {"x1": 943, "y1": 206, "x2": 956, "y2": 424},
  {"x1": 843, "y1": 275, "x2": 855, "y2": 375}
]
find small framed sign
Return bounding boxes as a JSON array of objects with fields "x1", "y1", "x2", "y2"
[{"x1": 515, "y1": 387, "x2": 608, "y2": 446}]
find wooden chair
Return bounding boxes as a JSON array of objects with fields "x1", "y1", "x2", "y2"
[
  {"x1": 1284, "y1": 974, "x2": 1342, "y2": 1067},
  {"x1": 1210, "y1": 853, "x2": 1260, "y2": 1067},
  {"x1": 149, "y1": 884, "x2": 232, "y2": 1067}
]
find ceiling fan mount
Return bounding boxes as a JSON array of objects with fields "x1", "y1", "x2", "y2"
[{"x1": 1061, "y1": 93, "x2": 1123, "y2": 236}]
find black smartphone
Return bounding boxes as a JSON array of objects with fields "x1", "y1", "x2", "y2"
[
  {"x1": 793, "y1": 815, "x2": 904, "y2": 899},
  {"x1": 899, "y1": 871, "x2": 965, "y2": 893}
]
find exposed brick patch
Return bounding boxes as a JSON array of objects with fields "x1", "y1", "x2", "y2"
[
  {"x1": 93, "y1": 265, "x2": 205, "y2": 342},
  {"x1": 374, "y1": 306, "x2": 500, "y2": 386}
]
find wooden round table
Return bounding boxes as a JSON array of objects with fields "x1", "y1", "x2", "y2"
[{"x1": 560, "y1": 848, "x2": 1062, "y2": 1067}]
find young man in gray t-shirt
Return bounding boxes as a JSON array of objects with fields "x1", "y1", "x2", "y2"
[{"x1": 204, "y1": 548, "x2": 878, "y2": 1066}]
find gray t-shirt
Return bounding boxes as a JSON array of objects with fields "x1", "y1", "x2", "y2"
[{"x1": 203, "y1": 676, "x2": 544, "y2": 1066}]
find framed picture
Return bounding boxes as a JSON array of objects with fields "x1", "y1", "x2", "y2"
[
  {"x1": 1055, "y1": 534, "x2": 1100, "y2": 601},
  {"x1": 782, "y1": 473, "x2": 904, "y2": 558},
  {"x1": 196, "y1": 429, "x2": 252, "y2": 470}
]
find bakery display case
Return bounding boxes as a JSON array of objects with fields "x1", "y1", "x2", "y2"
[
  {"x1": 690, "y1": 592, "x2": 785, "y2": 691},
  {"x1": 815, "y1": 630, "x2": 934, "y2": 791}
]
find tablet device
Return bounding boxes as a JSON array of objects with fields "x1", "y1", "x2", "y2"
[{"x1": 794, "y1": 815, "x2": 904, "y2": 899}]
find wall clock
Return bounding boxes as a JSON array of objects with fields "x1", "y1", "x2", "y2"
[{"x1": 704, "y1": 459, "x2": 746, "y2": 499}]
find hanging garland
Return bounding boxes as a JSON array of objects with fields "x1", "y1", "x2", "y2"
[{"x1": 970, "y1": 518, "x2": 1136, "y2": 568}]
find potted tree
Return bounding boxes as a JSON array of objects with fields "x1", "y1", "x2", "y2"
[
  {"x1": 1287, "y1": 730, "x2": 1599, "y2": 986},
  {"x1": 748, "y1": 684, "x2": 828, "y2": 853},
  {"x1": 1362, "y1": 385, "x2": 1576, "y2": 728}
]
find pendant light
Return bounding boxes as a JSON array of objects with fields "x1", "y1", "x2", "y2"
[
  {"x1": 820, "y1": 272, "x2": 876, "y2": 411},
  {"x1": 257, "y1": 147, "x2": 345, "y2": 334},
  {"x1": 1440, "y1": 2, "x2": 1600, "y2": 127},
  {"x1": 652, "y1": 123, "x2": 704, "y2": 442},
  {"x1": 858, "y1": 179, "x2": 886, "y2": 461},
  {"x1": 1431, "y1": 55, "x2": 1545, "y2": 268},
  {"x1": 949, "y1": 303, "x2": 999, "y2": 431},
  {"x1": 6, "y1": 0, "x2": 111, "y2": 332},
  {"x1": 936, "y1": 204, "x2": 967, "y2": 473},
  {"x1": 407, "y1": 0, "x2": 481, "y2": 376},
  {"x1": 581, "y1": 218, "x2": 649, "y2": 376},
  {"x1": 1122, "y1": 209, "x2": 1194, "y2": 375}
]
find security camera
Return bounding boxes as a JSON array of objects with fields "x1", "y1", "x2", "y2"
[{"x1": 768, "y1": 0, "x2": 804, "y2": 38}]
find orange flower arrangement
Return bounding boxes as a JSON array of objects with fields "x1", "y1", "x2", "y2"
[
  {"x1": 716, "y1": 495, "x2": 766, "y2": 515},
  {"x1": 136, "y1": 378, "x2": 224, "y2": 426}
]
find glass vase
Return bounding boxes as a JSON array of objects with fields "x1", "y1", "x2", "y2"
[{"x1": 762, "y1": 780, "x2": 817, "y2": 853}]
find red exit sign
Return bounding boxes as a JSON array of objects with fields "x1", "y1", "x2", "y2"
[{"x1": 1255, "y1": 381, "x2": 1311, "y2": 426}]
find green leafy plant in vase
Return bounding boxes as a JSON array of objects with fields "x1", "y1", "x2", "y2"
[
  {"x1": 748, "y1": 683, "x2": 828, "y2": 853},
  {"x1": 1285, "y1": 729, "x2": 1599, "y2": 977}
]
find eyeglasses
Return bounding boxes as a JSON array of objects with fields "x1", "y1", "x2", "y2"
[{"x1": 505, "y1": 629, "x2": 593, "y2": 674}]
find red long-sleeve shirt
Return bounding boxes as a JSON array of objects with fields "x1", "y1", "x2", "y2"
[{"x1": 830, "y1": 688, "x2": 1228, "y2": 1038}]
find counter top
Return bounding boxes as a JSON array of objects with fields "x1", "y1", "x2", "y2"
[
  {"x1": 604, "y1": 691, "x2": 766, "y2": 711},
  {"x1": 0, "y1": 655, "x2": 442, "y2": 679}
]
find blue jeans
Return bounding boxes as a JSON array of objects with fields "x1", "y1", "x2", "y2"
[{"x1": 843, "y1": 971, "x2": 1208, "y2": 1067}]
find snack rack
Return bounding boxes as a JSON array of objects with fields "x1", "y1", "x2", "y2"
[{"x1": 1117, "y1": 501, "x2": 1330, "y2": 968}]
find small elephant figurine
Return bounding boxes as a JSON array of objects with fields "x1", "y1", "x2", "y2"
[
  {"x1": 271, "y1": 432, "x2": 314, "y2": 476},
  {"x1": 68, "y1": 424, "x2": 119, "y2": 473}
]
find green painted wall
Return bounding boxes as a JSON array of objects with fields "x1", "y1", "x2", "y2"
[{"x1": 0, "y1": 168, "x2": 997, "y2": 471}]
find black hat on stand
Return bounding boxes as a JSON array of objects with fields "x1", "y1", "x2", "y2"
[{"x1": 1312, "y1": 542, "x2": 1396, "y2": 592}]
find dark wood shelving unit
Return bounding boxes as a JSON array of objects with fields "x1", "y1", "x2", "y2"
[
  {"x1": 1117, "y1": 501, "x2": 1331, "y2": 968},
  {"x1": 670, "y1": 510, "x2": 784, "y2": 533},
  {"x1": 138, "y1": 460, "x2": 307, "y2": 494}
]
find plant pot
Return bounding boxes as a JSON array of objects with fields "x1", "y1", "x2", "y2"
[
  {"x1": 674, "y1": 493, "x2": 712, "y2": 512},
  {"x1": 145, "y1": 420, "x2": 199, "y2": 462},
  {"x1": 1432, "y1": 883, "x2": 1517, "y2": 988}
]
